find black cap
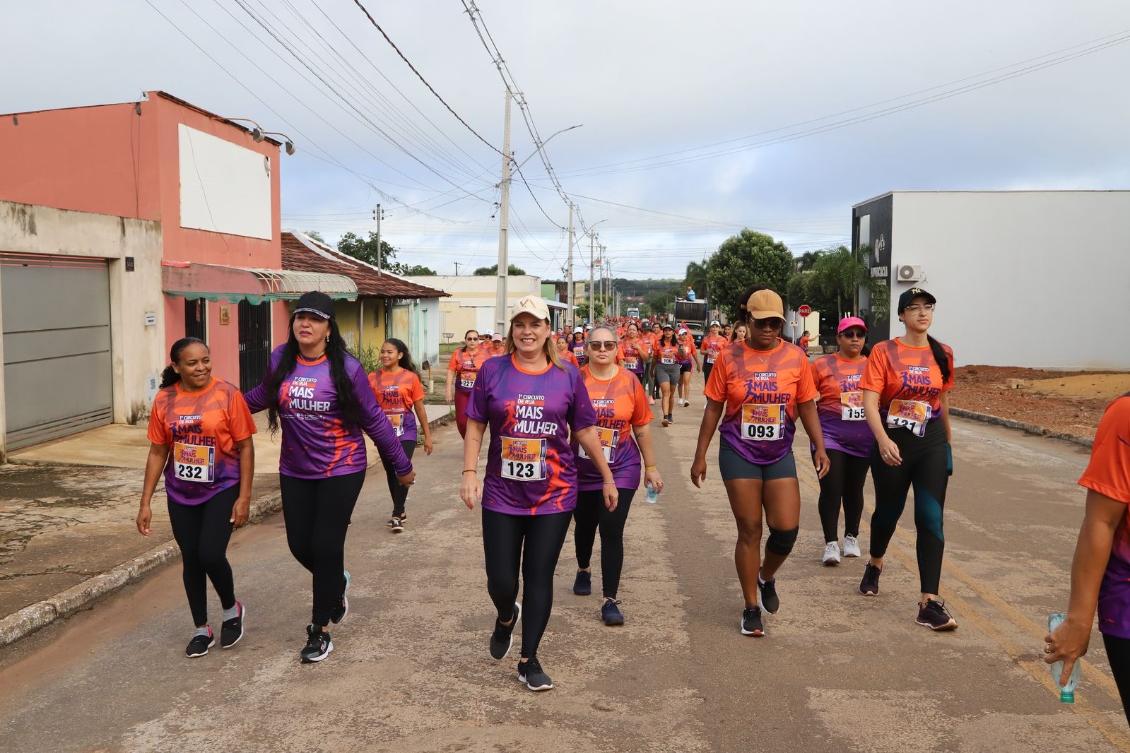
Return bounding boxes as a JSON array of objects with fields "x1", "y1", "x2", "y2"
[
  {"x1": 294, "y1": 291, "x2": 334, "y2": 320},
  {"x1": 897, "y1": 287, "x2": 936, "y2": 313}
]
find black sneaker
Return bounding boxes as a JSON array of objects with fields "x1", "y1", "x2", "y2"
[
  {"x1": 661, "y1": 415, "x2": 670, "y2": 427},
  {"x1": 220, "y1": 601, "x2": 245, "y2": 649},
  {"x1": 300, "y1": 624, "x2": 333, "y2": 663},
  {"x1": 757, "y1": 574, "x2": 780, "y2": 614},
  {"x1": 390, "y1": 516, "x2": 404, "y2": 533},
  {"x1": 330, "y1": 570, "x2": 351, "y2": 625},
  {"x1": 601, "y1": 598, "x2": 624, "y2": 626},
  {"x1": 517, "y1": 656, "x2": 554, "y2": 691},
  {"x1": 186, "y1": 629, "x2": 215, "y2": 658},
  {"x1": 740, "y1": 607, "x2": 764, "y2": 637},
  {"x1": 859, "y1": 563, "x2": 882, "y2": 596},
  {"x1": 916, "y1": 599, "x2": 958, "y2": 631},
  {"x1": 489, "y1": 602, "x2": 522, "y2": 660},
  {"x1": 572, "y1": 570, "x2": 592, "y2": 596}
]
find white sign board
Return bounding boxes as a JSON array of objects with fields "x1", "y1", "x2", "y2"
[{"x1": 178, "y1": 124, "x2": 272, "y2": 240}]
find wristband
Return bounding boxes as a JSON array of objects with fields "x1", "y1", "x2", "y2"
[
  {"x1": 645, "y1": 465, "x2": 657, "y2": 471},
  {"x1": 462, "y1": 469, "x2": 477, "y2": 474}
]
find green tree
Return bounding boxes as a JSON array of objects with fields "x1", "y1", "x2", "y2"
[
  {"x1": 397, "y1": 264, "x2": 437, "y2": 276},
  {"x1": 683, "y1": 260, "x2": 708, "y2": 297},
  {"x1": 644, "y1": 288, "x2": 677, "y2": 317},
  {"x1": 338, "y1": 231, "x2": 397, "y2": 269},
  {"x1": 473, "y1": 263, "x2": 527, "y2": 276},
  {"x1": 704, "y1": 229, "x2": 793, "y2": 321},
  {"x1": 305, "y1": 230, "x2": 327, "y2": 243},
  {"x1": 811, "y1": 246, "x2": 875, "y2": 319},
  {"x1": 574, "y1": 302, "x2": 605, "y2": 322}
]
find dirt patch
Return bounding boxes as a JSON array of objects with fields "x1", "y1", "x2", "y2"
[{"x1": 951, "y1": 366, "x2": 1128, "y2": 442}]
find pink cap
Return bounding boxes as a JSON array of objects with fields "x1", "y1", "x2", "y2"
[{"x1": 837, "y1": 316, "x2": 868, "y2": 334}]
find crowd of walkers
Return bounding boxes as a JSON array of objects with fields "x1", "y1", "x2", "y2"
[{"x1": 135, "y1": 283, "x2": 1130, "y2": 719}]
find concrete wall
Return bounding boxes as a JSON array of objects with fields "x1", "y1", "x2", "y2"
[
  {"x1": 408, "y1": 274, "x2": 541, "y2": 340},
  {"x1": 0, "y1": 201, "x2": 166, "y2": 458},
  {"x1": 887, "y1": 191, "x2": 1130, "y2": 369}
]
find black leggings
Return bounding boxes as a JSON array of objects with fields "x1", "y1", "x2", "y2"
[
  {"x1": 167, "y1": 487, "x2": 238, "y2": 627},
  {"x1": 381, "y1": 440, "x2": 417, "y2": 516},
  {"x1": 573, "y1": 488, "x2": 636, "y2": 598},
  {"x1": 817, "y1": 449, "x2": 869, "y2": 543},
  {"x1": 868, "y1": 420, "x2": 949, "y2": 594},
  {"x1": 281, "y1": 471, "x2": 366, "y2": 627},
  {"x1": 1102, "y1": 633, "x2": 1130, "y2": 726},
  {"x1": 482, "y1": 508, "x2": 571, "y2": 659}
]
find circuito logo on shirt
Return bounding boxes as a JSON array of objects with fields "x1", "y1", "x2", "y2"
[
  {"x1": 592, "y1": 397, "x2": 615, "y2": 421},
  {"x1": 287, "y1": 377, "x2": 331, "y2": 412},
  {"x1": 512, "y1": 394, "x2": 557, "y2": 434}
]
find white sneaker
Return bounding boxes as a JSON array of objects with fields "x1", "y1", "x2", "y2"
[
  {"x1": 843, "y1": 535, "x2": 861, "y2": 558},
  {"x1": 822, "y1": 541, "x2": 841, "y2": 566}
]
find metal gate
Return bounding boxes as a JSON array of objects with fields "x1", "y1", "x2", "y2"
[
  {"x1": 185, "y1": 298, "x2": 207, "y2": 342},
  {"x1": 238, "y1": 300, "x2": 271, "y2": 392},
  {"x1": 1, "y1": 253, "x2": 113, "y2": 449}
]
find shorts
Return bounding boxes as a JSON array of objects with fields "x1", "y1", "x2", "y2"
[
  {"x1": 719, "y1": 443, "x2": 797, "y2": 481},
  {"x1": 655, "y1": 362, "x2": 682, "y2": 385},
  {"x1": 680, "y1": 362, "x2": 692, "y2": 374}
]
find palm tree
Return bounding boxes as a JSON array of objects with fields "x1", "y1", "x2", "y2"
[{"x1": 812, "y1": 246, "x2": 877, "y2": 319}]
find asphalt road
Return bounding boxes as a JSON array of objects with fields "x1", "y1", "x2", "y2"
[{"x1": 1, "y1": 385, "x2": 1126, "y2": 753}]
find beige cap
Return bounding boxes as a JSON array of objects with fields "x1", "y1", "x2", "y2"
[
  {"x1": 509, "y1": 295, "x2": 550, "y2": 322},
  {"x1": 746, "y1": 289, "x2": 784, "y2": 320}
]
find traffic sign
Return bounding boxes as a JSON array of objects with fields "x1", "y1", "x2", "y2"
[{"x1": 798, "y1": 304, "x2": 812, "y2": 317}]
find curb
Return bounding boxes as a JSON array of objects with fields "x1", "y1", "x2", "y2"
[
  {"x1": 950, "y1": 407, "x2": 1093, "y2": 449},
  {"x1": 0, "y1": 409, "x2": 453, "y2": 649}
]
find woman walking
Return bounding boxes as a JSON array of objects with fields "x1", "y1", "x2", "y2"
[
  {"x1": 858, "y1": 288, "x2": 958, "y2": 631},
  {"x1": 460, "y1": 296, "x2": 616, "y2": 691},
  {"x1": 570, "y1": 327, "x2": 588, "y2": 367},
  {"x1": 245, "y1": 292, "x2": 415, "y2": 663},
  {"x1": 572, "y1": 327, "x2": 664, "y2": 625},
  {"x1": 368, "y1": 338, "x2": 433, "y2": 533},
  {"x1": 690, "y1": 288, "x2": 829, "y2": 637},
  {"x1": 676, "y1": 327, "x2": 697, "y2": 408},
  {"x1": 138, "y1": 338, "x2": 255, "y2": 657},
  {"x1": 655, "y1": 324, "x2": 683, "y2": 427},
  {"x1": 618, "y1": 321, "x2": 651, "y2": 388},
  {"x1": 446, "y1": 330, "x2": 492, "y2": 438},
  {"x1": 812, "y1": 317, "x2": 875, "y2": 565}
]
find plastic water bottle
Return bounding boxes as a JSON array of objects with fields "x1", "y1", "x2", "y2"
[
  {"x1": 1048, "y1": 612, "x2": 1082, "y2": 703},
  {"x1": 646, "y1": 483, "x2": 659, "y2": 504}
]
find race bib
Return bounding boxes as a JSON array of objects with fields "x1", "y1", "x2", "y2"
[
  {"x1": 500, "y1": 437, "x2": 546, "y2": 481},
  {"x1": 623, "y1": 357, "x2": 639, "y2": 371},
  {"x1": 741, "y1": 404, "x2": 784, "y2": 441},
  {"x1": 840, "y1": 391, "x2": 866, "y2": 421},
  {"x1": 886, "y1": 399, "x2": 931, "y2": 437},
  {"x1": 578, "y1": 425, "x2": 620, "y2": 462},
  {"x1": 388, "y1": 412, "x2": 405, "y2": 437},
  {"x1": 705, "y1": 356, "x2": 715, "y2": 364},
  {"x1": 173, "y1": 443, "x2": 214, "y2": 483},
  {"x1": 661, "y1": 357, "x2": 675, "y2": 365},
  {"x1": 459, "y1": 372, "x2": 476, "y2": 390},
  {"x1": 573, "y1": 347, "x2": 585, "y2": 358}
]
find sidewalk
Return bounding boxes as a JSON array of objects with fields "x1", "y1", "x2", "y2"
[{"x1": 0, "y1": 405, "x2": 452, "y2": 646}]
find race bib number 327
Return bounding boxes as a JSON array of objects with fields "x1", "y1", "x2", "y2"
[
  {"x1": 500, "y1": 437, "x2": 546, "y2": 481},
  {"x1": 741, "y1": 404, "x2": 784, "y2": 441}
]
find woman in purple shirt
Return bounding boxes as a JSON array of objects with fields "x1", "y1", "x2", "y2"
[
  {"x1": 460, "y1": 296, "x2": 616, "y2": 692},
  {"x1": 245, "y1": 291, "x2": 415, "y2": 664}
]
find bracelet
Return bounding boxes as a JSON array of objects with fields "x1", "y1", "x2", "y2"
[
  {"x1": 462, "y1": 469, "x2": 477, "y2": 474},
  {"x1": 645, "y1": 465, "x2": 657, "y2": 471},
  {"x1": 603, "y1": 480, "x2": 616, "y2": 485}
]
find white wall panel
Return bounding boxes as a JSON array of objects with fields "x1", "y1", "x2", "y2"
[{"x1": 178, "y1": 125, "x2": 271, "y2": 240}]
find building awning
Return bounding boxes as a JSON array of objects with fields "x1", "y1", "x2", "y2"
[
  {"x1": 162, "y1": 261, "x2": 358, "y2": 304},
  {"x1": 544, "y1": 298, "x2": 569, "y2": 310}
]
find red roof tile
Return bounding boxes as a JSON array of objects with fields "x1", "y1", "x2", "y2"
[{"x1": 281, "y1": 232, "x2": 448, "y2": 299}]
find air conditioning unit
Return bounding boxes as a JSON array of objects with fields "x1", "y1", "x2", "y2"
[{"x1": 896, "y1": 264, "x2": 925, "y2": 283}]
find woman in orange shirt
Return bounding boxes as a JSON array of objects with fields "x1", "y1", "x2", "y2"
[
  {"x1": 858, "y1": 288, "x2": 957, "y2": 631},
  {"x1": 618, "y1": 321, "x2": 651, "y2": 388},
  {"x1": 369, "y1": 338, "x2": 433, "y2": 532},
  {"x1": 446, "y1": 330, "x2": 492, "y2": 438},
  {"x1": 555, "y1": 336, "x2": 580, "y2": 367},
  {"x1": 654, "y1": 324, "x2": 683, "y2": 427}
]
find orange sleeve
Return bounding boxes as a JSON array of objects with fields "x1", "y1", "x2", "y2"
[
  {"x1": 146, "y1": 395, "x2": 169, "y2": 445},
  {"x1": 447, "y1": 350, "x2": 461, "y2": 372},
  {"x1": 1079, "y1": 396, "x2": 1130, "y2": 504},
  {"x1": 630, "y1": 376, "x2": 652, "y2": 426},
  {"x1": 704, "y1": 351, "x2": 728, "y2": 403},
  {"x1": 228, "y1": 389, "x2": 257, "y2": 441},
  {"x1": 795, "y1": 355, "x2": 818, "y2": 404},
  {"x1": 407, "y1": 373, "x2": 426, "y2": 405},
  {"x1": 859, "y1": 343, "x2": 890, "y2": 394}
]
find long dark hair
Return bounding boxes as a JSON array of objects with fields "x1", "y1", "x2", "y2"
[
  {"x1": 262, "y1": 315, "x2": 364, "y2": 433},
  {"x1": 659, "y1": 329, "x2": 677, "y2": 347},
  {"x1": 384, "y1": 338, "x2": 419, "y2": 376},
  {"x1": 160, "y1": 337, "x2": 207, "y2": 388},
  {"x1": 927, "y1": 335, "x2": 951, "y2": 384}
]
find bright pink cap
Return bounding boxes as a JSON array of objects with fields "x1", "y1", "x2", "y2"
[{"x1": 837, "y1": 316, "x2": 868, "y2": 334}]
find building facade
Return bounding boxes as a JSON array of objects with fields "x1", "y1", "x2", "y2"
[{"x1": 405, "y1": 274, "x2": 565, "y2": 343}]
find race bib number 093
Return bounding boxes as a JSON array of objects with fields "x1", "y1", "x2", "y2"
[
  {"x1": 500, "y1": 437, "x2": 546, "y2": 481},
  {"x1": 741, "y1": 404, "x2": 784, "y2": 441}
]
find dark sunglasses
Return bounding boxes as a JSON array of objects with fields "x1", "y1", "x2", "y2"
[
  {"x1": 838, "y1": 329, "x2": 866, "y2": 339},
  {"x1": 752, "y1": 318, "x2": 783, "y2": 329},
  {"x1": 588, "y1": 341, "x2": 619, "y2": 351}
]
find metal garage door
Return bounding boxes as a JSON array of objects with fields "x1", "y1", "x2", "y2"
[{"x1": 1, "y1": 254, "x2": 113, "y2": 449}]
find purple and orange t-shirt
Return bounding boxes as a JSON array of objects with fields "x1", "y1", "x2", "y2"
[
  {"x1": 700, "y1": 335, "x2": 728, "y2": 366},
  {"x1": 812, "y1": 354, "x2": 875, "y2": 458},
  {"x1": 705, "y1": 340, "x2": 818, "y2": 465},
  {"x1": 467, "y1": 355, "x2": 596, "y2": 516},
  {"x1": 368, "y1": 367, "x2": 426, "y2": 443},
  {"x1": 618, "y1": 337, "x2": 651, "y2": 376},
  {"x1": 576, "y1": 365, "x2": 652, "y2": 491},
  {"x1": 1079, "y1": 394, "x2": 1130, "y2": 638},
  {"x1": 147, "y1": 378, "x2": 256, "y2": 506},
  {"x1": 570, "y1": 337, "x2": 588, "y2": 366},
  {"x1": 244, "y1": 347, "x2": 411, "y2": 479},
  {"x1": 859, "y1": 338, "x2": 954, "y2": 437},
  {"x1": 448, "y1": 347, "x2": 493, "y2": 394}
]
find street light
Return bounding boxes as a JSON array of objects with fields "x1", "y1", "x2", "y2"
[
  {"x1": 513, "y1": 123, "x2": 583, "y2": 171},
  {"x1": 586, "y1": 218, "x2": 608, "y2": 324},
  {"x1": 262, "y1": 131, "x2": 296, "y2": 156}
]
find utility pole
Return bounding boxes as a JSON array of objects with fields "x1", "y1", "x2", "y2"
[
  {"x1": 566, "y1": 203, "x2": 575, "y2": 330},
  {"x1": 373, "y1": 204, "x2": 384, "y2": 272},
  {"x1": 454, "y1": 261, "x2": 462, "y2": 276},
  {"x1": 494, "y1": 90, "x2": 512, "y2": 335},
  {"x1": 589, "y1": 231, "x2": 596, "y2": 326}
]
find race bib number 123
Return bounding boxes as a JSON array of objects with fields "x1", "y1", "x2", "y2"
[{"x1": 500, "y1": 437, "x2": 546, "y2": 481}]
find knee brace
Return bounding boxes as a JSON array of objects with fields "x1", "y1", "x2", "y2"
[{"x1": 765, "y1": 526, "x2": 799, "y2": 556}]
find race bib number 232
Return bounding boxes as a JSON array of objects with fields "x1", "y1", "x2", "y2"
[{"x1": 173, "y1": 443, "x2": 215, "y2": 483}]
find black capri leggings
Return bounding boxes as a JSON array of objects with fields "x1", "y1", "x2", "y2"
[
  {"x1": 1102, "y1": 633, "x2": 1130, "y2": 726},
  {"x1": 868, "y1": 419, "x2": 949, "y2": 594},
  {"x1": 281, "y1": 470, "x2": 366, "y2": 627},
  {"x1": 573, "y1": 488, "x2": 636, "y2": 599},
  {"x1": 381, "y1": 440, "x2": 417, "y2": 516},
  {"x1": 816, "y1": 449, "x2": 869, "y2": 543},
  {"x1": 482, "y1": 508, "x2": 572, "y2": 660},
  {"x1": 167, "y1": 486, "x2": 238, "y2": 627}
]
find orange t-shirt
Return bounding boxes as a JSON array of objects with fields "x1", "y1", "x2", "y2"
[
  {"x1": 700, "y1": 335, "x2": 728, "y2": 365},
  {"x1": 576, "y1": 365, "x2": 653, "y2": 490},
  {"x1": 859, "y1": 338, "x2": 954, "y2": 422},
  {"x1": 368, "y1": 367, "x2": 426, "y2": 441},
  {"x1": 147, "y1": 377, "x2": 256, "y2": 506},
  {"x1": 448, "y1": 347, "x2": 492, "y2": 392},
  {"x1": 557, "y1": 346, "x2": 580, "y2": 368},
  {"x1": 655, "y1": 340, "x2": 681, "y2": 365},
  {"x1": 619, "y1": 336, "x2": 651, "y2": 374}
]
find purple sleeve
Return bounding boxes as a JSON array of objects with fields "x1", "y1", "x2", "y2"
[
  {"x1": 351, "y1": 359, "x2": 412, "y2": 476},
  {"x1": 569, "y1": 368, "x2": 598, "y2": 432},
  {"x1": 466, "y1": 359, "x2": 493, "y2": 424},
  {"x1": 243, "y1": 347, "x2": 283, "y2": 413}
]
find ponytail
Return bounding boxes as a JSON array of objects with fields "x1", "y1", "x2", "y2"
[
  {"x1": 160, "y1": 337, "x2": 207, "y2": 388},
  {"x1": 385, "y1": 338, "x2": 419, "y2": 376},
  {"x1": 159, "y1": 365, "x2": 181, "y2": 389},
  {"x1": 926, "y1": 335, "x2": 951, "y2": 384}
]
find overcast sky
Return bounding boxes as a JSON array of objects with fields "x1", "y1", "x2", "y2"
[{"x1": 6, "y1": 0, "x2": 1130, "y2": 279}]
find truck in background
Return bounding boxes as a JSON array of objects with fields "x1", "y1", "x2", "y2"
[
  {"x1": 674, "y1": 298, "x2": 708, "y2": 346},
  {"x1": 626, "y1": 306, "x2": 641, "y2": 320}
]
